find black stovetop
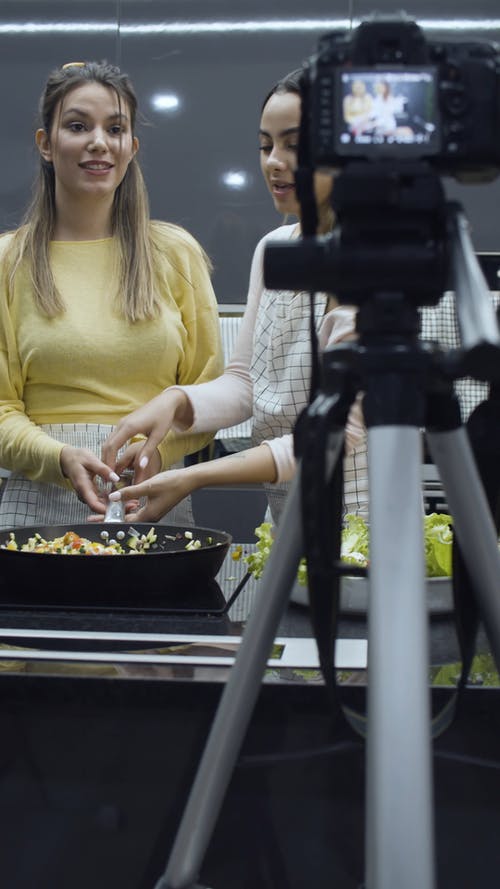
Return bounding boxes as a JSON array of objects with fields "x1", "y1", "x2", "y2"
[{"x1": 0, "y1": 577, "x2": 232, "y2": 637}]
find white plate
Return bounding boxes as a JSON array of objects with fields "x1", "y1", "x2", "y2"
[{"x1": 290, "y1": 575, "x2": 453, "y2": 615}]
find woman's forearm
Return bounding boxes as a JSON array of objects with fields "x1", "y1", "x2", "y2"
[
  {"x1": 102, "y1": 442, "x2": 279, "y2": 524},
  {"x1": 188, "y1": 443, "x2": 278, "y2": 488}
]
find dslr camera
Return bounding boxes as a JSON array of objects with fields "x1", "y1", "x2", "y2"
[
  {"x1": 301, "y1": 16, "x2": 500, "y2": 181},
  {"x1": 264, "y1": 17, "x2": 500, "y2": 303}
]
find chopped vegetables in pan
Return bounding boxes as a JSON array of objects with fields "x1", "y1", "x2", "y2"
[
  {"x1": 0, "y1": 527, "x2": 212, "y2": 556},
  {"x1": 0, "y1": 528, "x2": 157, "y2": 555}
]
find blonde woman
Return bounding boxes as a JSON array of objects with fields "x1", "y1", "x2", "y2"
[{"x1": 0, "y1": 61, "x2": 223, "y2": 528}]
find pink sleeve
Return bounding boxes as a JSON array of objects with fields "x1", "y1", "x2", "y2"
[{"x1": 172, "y1": 236, "x2": 266, "y2": 433}]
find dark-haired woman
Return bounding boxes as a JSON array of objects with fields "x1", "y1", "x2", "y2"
[{"x1": 98, "y1": 70, "x2": 368, "y2": 526}]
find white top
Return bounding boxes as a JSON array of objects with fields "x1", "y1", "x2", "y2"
[{"x1": 176, "y1": 223, "x2": 368, "y2": 523}]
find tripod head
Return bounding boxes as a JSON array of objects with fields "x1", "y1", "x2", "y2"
[
  {"x1": 264, "y1": 160, "x2": 449, "y2": 308},
  {"x1": 264, "y1": 159, "x2": 500, "y2": 384}
]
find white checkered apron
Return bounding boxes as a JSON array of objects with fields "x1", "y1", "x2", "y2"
[
  {"x1": 251, "y1": 288, "x2": 369, "y2": 527},
  {"x1": 0, "y1": 423, "x2": 194, "y2": 529}
]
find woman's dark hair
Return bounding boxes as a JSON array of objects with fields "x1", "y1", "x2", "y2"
[{"x1": 261, "y1": 68, "x2": 304, "y2": 112}]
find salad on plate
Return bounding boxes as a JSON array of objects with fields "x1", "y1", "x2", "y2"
[{"x1": 244, "y1": 512, "x2": 454, "y2": 584}]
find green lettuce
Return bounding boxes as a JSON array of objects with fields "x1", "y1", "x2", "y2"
[
  {"x1": 340, "y1": 513, "x2": 370, "y2": 567},
  {"x1": 243, "y1": 522, "x2": 274, "y2": 580},
  {"x1": 244, "y1": 512, "x2": 454, "y2": 582},
  {"x1": 424, "y1": 513, "x2": 453, "y2": 577}
]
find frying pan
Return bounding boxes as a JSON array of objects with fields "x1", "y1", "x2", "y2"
[{"x1": 0, "y1": 523, "x2": 232, "y2": 611}]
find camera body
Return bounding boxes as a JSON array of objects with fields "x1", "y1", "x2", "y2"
[{"x1": 303, "y1": 18, "x2": 500, "y2": 180}]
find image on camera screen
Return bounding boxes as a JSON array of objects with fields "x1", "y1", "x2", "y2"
[{"x1": 337, "y1": 68, "x2": 439, "y2": 157}]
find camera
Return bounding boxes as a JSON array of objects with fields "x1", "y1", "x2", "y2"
[
  {"x1": 301, "y1": 16, "x2": 500, "y2": 181},
  {"x1": 263, "y1": 18, "x2": 500, "y2": 302}
]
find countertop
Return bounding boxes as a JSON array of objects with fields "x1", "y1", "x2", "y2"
[{"x1": 0, "y1": 547, "x2": 493, "y2": 685}]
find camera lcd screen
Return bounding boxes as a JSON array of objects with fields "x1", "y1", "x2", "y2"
[{"x1": 336, "y1": 67, "x2": 439, "y2": 158}]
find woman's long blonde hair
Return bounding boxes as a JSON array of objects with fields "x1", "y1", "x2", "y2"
[{"x1": 5, "y1": 60, "x2": 184, "y2": 322}]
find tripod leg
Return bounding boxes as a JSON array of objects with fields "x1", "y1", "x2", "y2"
[
  {"x1": 427, "y1": 426, "x2": 500, "y2": 668},
  {"x1": 156, "y1": 440, "x2": 338, "y2": 889},
  {"x1": 366, "y1": 426, "x2": 435, "y2": 889}
]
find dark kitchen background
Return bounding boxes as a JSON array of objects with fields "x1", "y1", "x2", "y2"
[
  {"x1": 1, "y1": 8, "x2": 500, "y2": 889},
  {"x1": 0, "y1": 0, "x2": 499, "y2": 307}
]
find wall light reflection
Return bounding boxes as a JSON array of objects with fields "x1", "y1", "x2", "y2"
[
  {"x1": 1, "y1": 19, "x2": 499, "y2": 36},
  {"x1": 221, "y1": 171, "x2": 250, "y2": 190},
  {"x1": 151, "y1": 93, "x2": 181, "y2": 112}
]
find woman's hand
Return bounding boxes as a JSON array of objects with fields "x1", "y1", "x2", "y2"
[
  {"x1": 109, "y1": 439, "x2": 162, "y2": 484},
  {"x1": 60, "y1": 445, "x2": 120, "y2": 513},
  {"x1": 87, "y1": 443, "x2": 279, "y2": 522},
  {"x1": 88, "y1": 465, "x2": 197, "y2": 523},
  {"x1": 101, "y1": 389, "x2": 193, "y2": 481}
]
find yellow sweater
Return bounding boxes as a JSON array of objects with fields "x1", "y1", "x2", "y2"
[{"x1": 0, "y1": 224, "x2": 223, "y2": 485}]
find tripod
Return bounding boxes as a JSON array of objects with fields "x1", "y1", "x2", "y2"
[{"x1": 155, "y1": 169, "x2": 500, "y2": 889}]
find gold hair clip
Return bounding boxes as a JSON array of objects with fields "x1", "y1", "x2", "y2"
[{"x1": 61, "y1": 62, "x2": 86, "y2": 70}]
